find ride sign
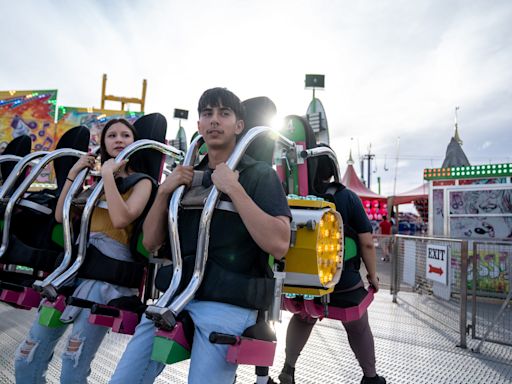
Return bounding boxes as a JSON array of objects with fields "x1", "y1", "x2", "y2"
[{"x1": 426, "y1": 244, "x2": 449, "y2": 285}]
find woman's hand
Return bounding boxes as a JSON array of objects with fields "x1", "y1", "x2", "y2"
[
  {"x1": 69, "y1": 155, "x2": 96, "y2": 179},
  {"x1": 101, "y1": 158, "x2": 128, "y2": 178}
]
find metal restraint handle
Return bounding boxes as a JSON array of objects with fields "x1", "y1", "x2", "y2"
[
  {"x1": 44, "y1": 140, "x2": 184, "y2": 296},
  {"x1": 300, "y1": 146, "x2": 342, "y2": 184},
  {"x1": 153, "y1": 127, "x2": 295, "y2": 329},
  {"x1": 0, "y1": 149, "x2": 85, "y2": 260},
  {"x1": 0, "y1": 151, "x2": 47, "y2": 200},
  {"x1": 34, "y1": 167, "x2": 90, "y2": 292},
  {"x1": 0, "y1": 154, "x2": 22, "y2": 164},
  {"x1": 146, "y1": 135, "x2": 205, "y2": 323}
]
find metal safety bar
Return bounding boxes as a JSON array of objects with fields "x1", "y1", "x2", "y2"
[
  {"x1": 33, "y1": 167, "x2": 90, "y2": 292},
  {"x1": 146, "y1": 126, "x2": 296, "y2": 328},
  {"x1": 146, "y1": 135, "x2": 205, "y2": 324},
  {"x1": 0, "y1": 151, "x2": 48, "y2": 200},
  {"x1": 42, "y1": 140, "x2": 184, "y2": 298},
  {"x1": 300, "y1": 146, "x2": 342, "y2": 183},
  {"x1": 0, "y1": 149, "x2": 86, "y2": 260},
  {"x1": 0, "y1": 154, "x2": 22, "y2": 164}
]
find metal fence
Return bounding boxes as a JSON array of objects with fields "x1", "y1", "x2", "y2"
[
  {"x1": 390, "y1": 234, "x2": 512, "y2": 350},
  {"x1": 470, "y1": 241, "x2": 512, "y2": 351},
  {"x1": 390, "y1": 235, "x2": 469, "y2": 347}
]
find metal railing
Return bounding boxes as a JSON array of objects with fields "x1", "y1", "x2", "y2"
[
  {"x1": 471, "y1": 241, "x2": 512, "y2": 351},
  {"x1": 390, "y1": 234, "x2": 512, "y2": 350},
  {"x1": 390, "y1": 234, "x2": 469, "y2": 348}
]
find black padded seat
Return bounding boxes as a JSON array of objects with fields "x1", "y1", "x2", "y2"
[
  {"x1": 1, "y1": 135, "x2": 32, "y2": 188},
  {"x1": 240, "y1": 96, "x2": 277, "y2": 166}
]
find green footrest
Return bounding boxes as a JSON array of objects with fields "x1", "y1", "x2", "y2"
[
  {"x1": 151, "y1": 336, "x2": 190, "y2": 364},
  {"x1": 38, "y1": 306, "x2": 66, "y2": 328}
]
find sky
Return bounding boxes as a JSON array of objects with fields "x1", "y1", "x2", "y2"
[{"x1": 2, "y1": 0, "x2": 511, "y2": 199}]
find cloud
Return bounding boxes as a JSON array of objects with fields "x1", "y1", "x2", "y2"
[{"x1": 2, "y1": 0, "x2": 512, "y2": 197}]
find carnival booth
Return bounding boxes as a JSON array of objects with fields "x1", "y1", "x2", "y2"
[
  {"x1": 341, "y1": 158, "x2": 387, "y2": 222},
  {"x1": 389, "y1": 183, "x2": 429, "y2": 230},
  {"x1": 424, "y1": 163, "x2": 512, "y2": 240}
]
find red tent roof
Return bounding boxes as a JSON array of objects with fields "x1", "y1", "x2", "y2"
[
  {"x1": 391, "y1": 183, "x2": 428, "y2": 205},
  {"x1": 341, "y1": 164, "x2": 387, "y2": 201}
]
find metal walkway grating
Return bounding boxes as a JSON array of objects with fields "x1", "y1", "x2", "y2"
[{"x1": 1, "y1": 290, "x2": 511, "y2": 383}]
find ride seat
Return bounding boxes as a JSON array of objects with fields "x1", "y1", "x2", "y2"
[{"x1": 0, "y1": 126, "x2": 89, "y2": 309}]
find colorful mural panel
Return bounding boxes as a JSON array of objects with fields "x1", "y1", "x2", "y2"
[
  {"x1": 467, "y1": 249, "x2": 510, "y2": 294},
  {"x1": 450, "y1": 247, "x2": 510, "y2": 295},
  {"x1": 0, "y1": 90, "x2": 58, "y2": 153},
  {"x1": 56, "y1": 107, "x2": 142, "y2": 150}
]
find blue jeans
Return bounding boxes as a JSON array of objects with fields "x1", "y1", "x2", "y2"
[
  {"x1": 14, "y1": 307, "x2": 109, "y2": 384},
  {"x1": 110, "y1": 300, "x2": 257, "y2": 384}
]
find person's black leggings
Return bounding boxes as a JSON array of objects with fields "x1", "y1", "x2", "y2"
[{"x1": 284, "y1": 305, "x2": 376, "y2": 377}]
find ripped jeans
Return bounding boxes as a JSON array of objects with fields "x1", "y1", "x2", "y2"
[{"x1": 14, "y1": 306, "x2": 109, "y2": 384}]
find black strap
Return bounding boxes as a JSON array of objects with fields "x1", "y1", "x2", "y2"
[
  {"x1": 115, "y1": 173, "x2": 158, "y2": 263},
  {"x1": 78, "y1": 245, "x2": 145, "y2": 288},
  {"x1": 116, "y1": 173, "x2": 156, "y2": 194},
  {"x1": 2, "y1": 235, "x2": 62, "y2": 271}
]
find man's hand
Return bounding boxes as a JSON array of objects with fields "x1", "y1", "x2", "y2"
[
  {"x1": 211, "y1": 163, "x2": 240, "y2": 195},
  {"x1": 159, "y1": 165, "x2": 194, "y2": 195}
]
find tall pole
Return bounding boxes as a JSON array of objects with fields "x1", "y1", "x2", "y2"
[
  {"x1": 363, "y1": 143, "x2": 375, "y2": 189},
  {"x1": 392, "y1": 136, "x2": 401, "y2": 233},
  {"x1": 367, "y1": 154, "x2": 371, "y2": 189},
  {"x1": 101, "y1": 74, "x2": 107, "y2": 110},
  {"x1": 392, "y1": 137, "x2": 400, "y2": 197},
  {"x1": 360, "y1": 158, "x2": 365, "y2": 185}
]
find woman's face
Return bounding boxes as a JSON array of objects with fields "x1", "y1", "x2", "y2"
[
  {"x1": 103, "y1": 122, "x2": 135, "y2": 158},
  {"x1": 477, "y1": 191, "x2": 498, "y2": 213}
]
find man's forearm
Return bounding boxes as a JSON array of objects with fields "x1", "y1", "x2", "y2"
[
  {"x1": 359, "y1": 232, "x2": 377, "y2": 277},
  {"x1": 228, "y1": 183, "x2": 290, "y2": 259},
  {"x1": 142, "y1": 190, "x2": 170, "y2": 252}
]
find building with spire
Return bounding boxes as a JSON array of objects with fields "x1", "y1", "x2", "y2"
[{"x1": 441, "y1": 107, "x2": 470, "y2": 168}]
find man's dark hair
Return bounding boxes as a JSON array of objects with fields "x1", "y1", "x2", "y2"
[
  {"x1": 382, "y1": 215, "x2": 387, "y2": 220},
  {"x1": 197, "y1": 87, "x2": 245, "y2": 121}
]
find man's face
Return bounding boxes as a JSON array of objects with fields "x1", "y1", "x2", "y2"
[{"x1": 197, "y1": 104, "x2": 244, "y2": 150}]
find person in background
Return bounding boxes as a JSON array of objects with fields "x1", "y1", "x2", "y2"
[
  {"x1": 378, "y1": 215, "x2": 392, "y2": 262},
  {"x1": 276, "y1": 153, "x2": 386, "y2": 384}
]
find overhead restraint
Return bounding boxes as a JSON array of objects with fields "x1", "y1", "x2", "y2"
[
  {"x1": 0, "y1": 126, "x2": 89, "y2": 309},
  {"x1": 38, "y1": 114, "x2": 185, "y2": 334}
]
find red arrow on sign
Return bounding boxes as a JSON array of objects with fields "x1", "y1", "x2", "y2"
[{"x1": 428, "y1": 264, "x2": 444, "y2": 276}]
